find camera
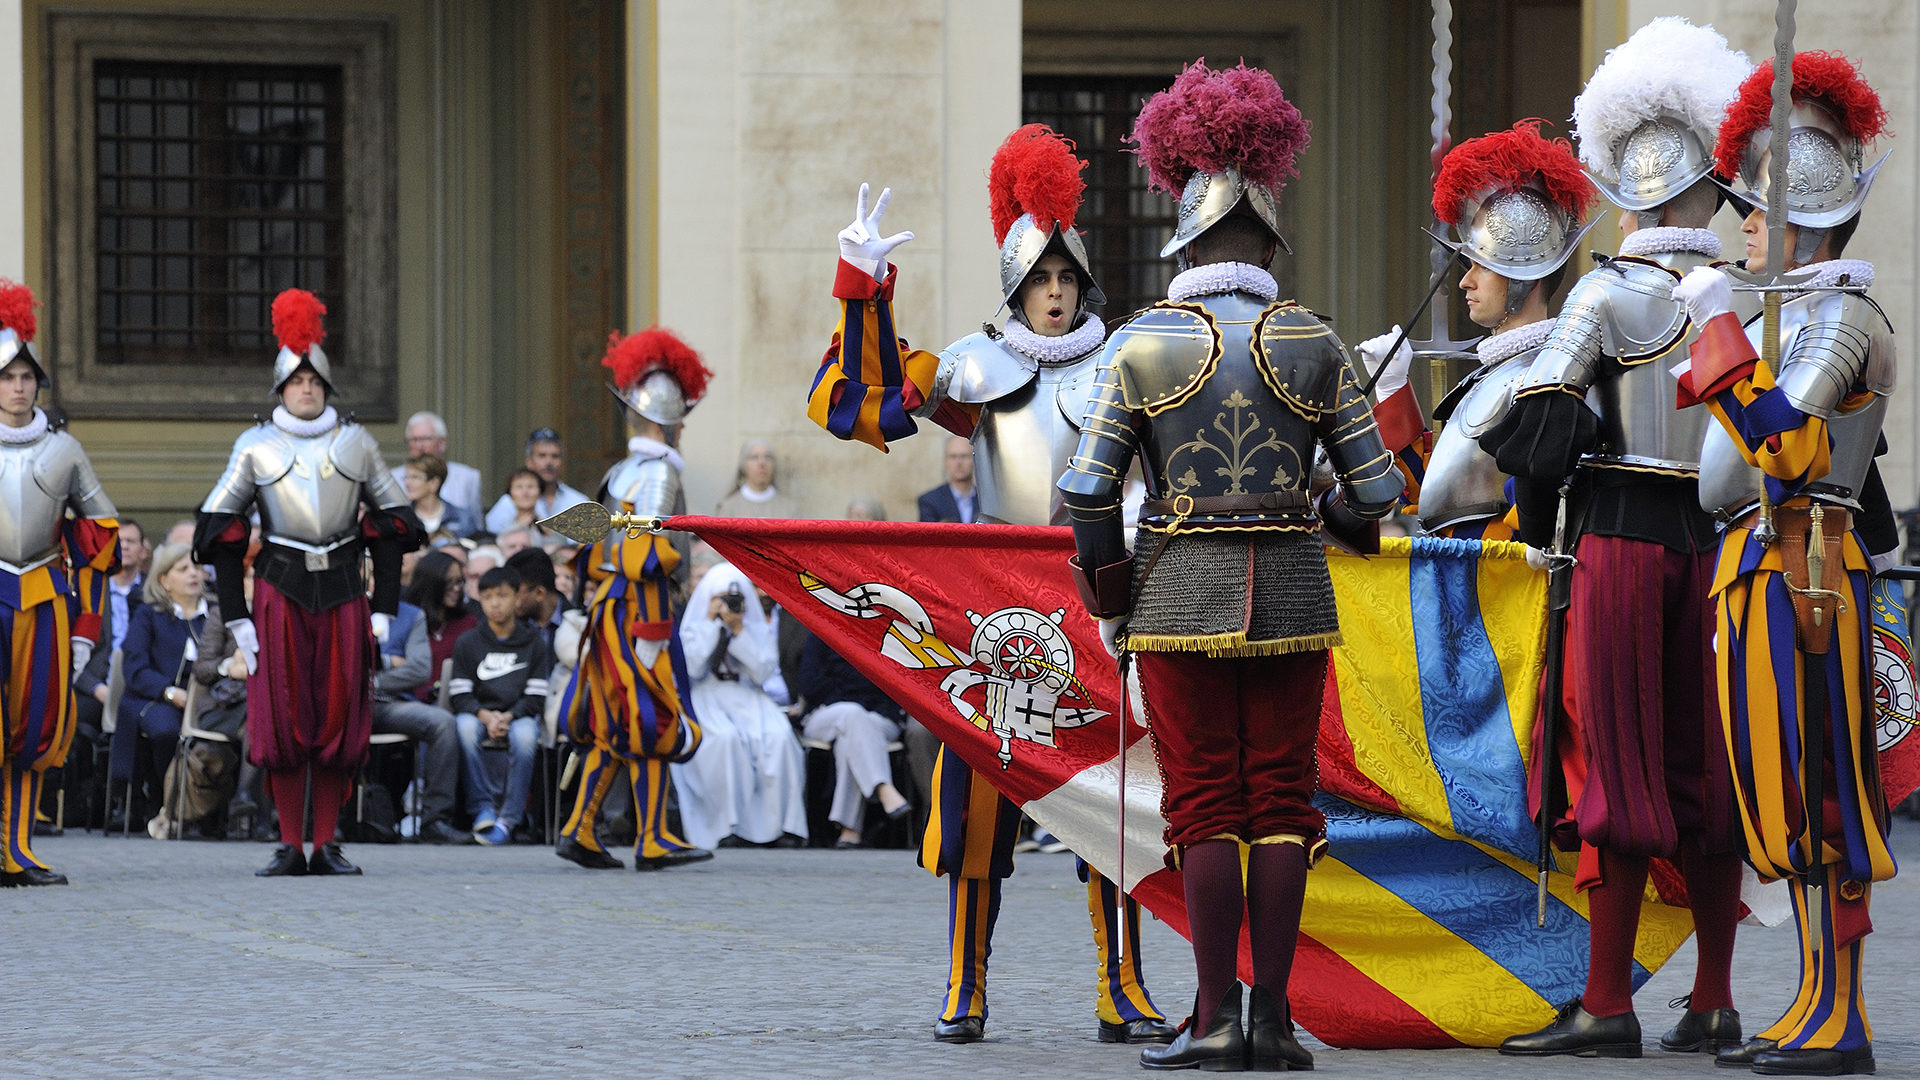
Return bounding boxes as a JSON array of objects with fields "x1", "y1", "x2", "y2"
[{"x1": 722, "y1": 583, "x2": 746, "y2": 614}]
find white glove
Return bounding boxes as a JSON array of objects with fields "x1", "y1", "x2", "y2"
[
  {"x1": 370, "y1": 611, "x2": 391, "y2": 643},
  {"x1": 70, "y1": 638, "x2": 93, "y2": 677},
  {"x1": 1357, "y1": 326, "x2": 1414, "y2": 399},
  {"x1": 227, "y1": 618, "x2": 259, "y2": 676},
  {"x1": 1524, "y1": 546, "x2": 1551, "y2": 572},
  {"x1": 1098, "y1": 617, "x2": 1126, "y2": 660},
  {"x1": 1672, "y1": 266, "x2": 1733, "y2": 326},
  {"x1": 838, "y1": 182, "x2": 915, "y2": 282}
]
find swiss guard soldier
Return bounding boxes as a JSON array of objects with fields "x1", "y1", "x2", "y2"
[
  {"x1": 1485, "y1": 18, "x2": 1757, "y2": 1059},
  {"x1": 196, "y1": 289, "x2": 423, "y2": 878},
  {"x1": 1673, "y1": 49, "x2": 1895, "y2": 1077},
  {"x1": 0, "y1": 280, "x2": 118, "y2": 886},
  {"x1": 1366, "y1": 120, "x2": 1598, "y2": 540},
  {"x1": 809, "y1": 125, "x2": 1173, "y2": 1045},
  {"x1": 553, "y1": 328, "x2": 715, "y2": 872},
  {"x1": 1060, "y1": 61, "x2": 1401, "y2": 1071}
]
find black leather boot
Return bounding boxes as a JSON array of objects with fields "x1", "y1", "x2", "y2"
[
  {"x1": 1141, "y1": 985, "x2": 1246, "y2": 1071},
  {"x1": 256, "y1": 845, "x2": 308, "y2": 877},
  {"x1": 1499, "y1": 999, "x2": 1641, "y2": 1057},
  {"x1": 1751, "y1": 1044, "x2": 1875, "y2": 1076},
  {"x1": 1245, "y1": 985, "x2": 1312, "y2": 1071},
  {"x1": 306, "y1": 842, "x2": 362, "y2": 876},
  {"x1": 1660, "y1": 999, "x2": 1742, "y2": 1053},
  {"x1": 1717, "y1": 1037, "x2": 1779, "y2": 1067},
  {"x1": 1099, "y1": 1017, "x2": 1178, "y2": 1044}
]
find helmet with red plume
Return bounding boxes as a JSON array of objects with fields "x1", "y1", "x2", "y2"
[
  {"x1": 0, "y1": 279, "x2": 46, "y2": 386},
  {"x1": 1428, "y1": 121, "x2": 1599, "y2": 282},
  {"x1": 269, "y1": 288, "x2": 333, "y2": 394},
  {"x1": 602, "y1": 326, "x2": 713, "y2": 426},
  {"x1": 989, "y1": 124, "x2": 1105, "y2": 313},
  {"x1": 1714, "y1": 51, "x2": 1889, "y2": 231}
]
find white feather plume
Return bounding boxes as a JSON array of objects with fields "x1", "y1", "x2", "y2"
[{"x1": 1571, "y1": 16, "x2": 1751, "y2": 180}]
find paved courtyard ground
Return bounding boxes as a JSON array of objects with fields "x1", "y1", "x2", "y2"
[{"x1": 12, "y1": 822, "x2": 1920, "y2": 1078}]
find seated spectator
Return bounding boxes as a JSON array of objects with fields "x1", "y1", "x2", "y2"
[
  {"x1": 404, "y1": 453, "x2": 482, "y2": 542},
  {"x1": 193, "y1": 584, "x2": 269, "y2": 840},
  {"x1": 506, "y1": 548, "x2": 568, "y2": 654},
  {"x1": 715, "y1": 439, "x2": 801, "y2": 519},
  {"x1": 484, "y1": 429, "x2": 589, "y2": 533},
  {"x1": 673, "y1": 562, "x2": 808, "y2": 850},
  {"x1": 548, "y1": 544, "x2": 579, "y2": 604},
  {"x1": 391, "y1": 411, "x2": 483, "y2": 513},
  {"x1": 450, "y1": 567, "x2": 550, "y2": 845},
  {"x1": 372, "y1": 595, "x2": 469, "y2": 845},
  {"x1": 404, "y1": 550, "x2": 477, "y2": 706},
  {"x1": 465, "y1": 545, "x2": 504, "y2": 604},
  {"x1": 917, "y1": 435, "x2": 978, "y2": 523},
  {"x1": 796, "y1": 629, "x2": 911, "y2": 847},
  {"x1": 110, "y1": 542, "x2": 217, "y2": 832},
  {"x1": 845, "y1": 495, "x2": 887, "y2": 522},
  {"x1": 487, "y1": 469, "x2": 547, "y2": 538},
  {"x1": 495, "y1": 525, "x2": 536, "y2": 560}
]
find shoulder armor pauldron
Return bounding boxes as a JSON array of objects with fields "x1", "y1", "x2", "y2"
[
  {"x1": 1777, "y1": 291, "x2": 1897, "y2": 413},
  {"x1": 27, "y1": 430, "x2": 83, "y2": 500},
  {"x1": 942, "y1": 332, "x2": 1037, "y2": 404},
  {"x1": 604, "y1": 454, "x2": 679, "y2": 518},
  {"x1": 1111, "y1": 303, "x2": 1222, "y2": 416},
  {"x1": 235, "y1": 424, "x2": 297, "y2": 486},
  {"x1": 1251, "y1": 302, "x2": 1342, "y2": 421},
  {"x1": 327, "y1": 424, "x2": 382, "y2": 482},
  {"x1": 1587, "y1": 258, "x2": 1687, "y2": 363}
]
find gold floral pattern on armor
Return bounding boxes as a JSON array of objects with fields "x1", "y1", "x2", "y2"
[{"x1": 1166, "y1": 389, "x2": 1305, "y2": 496}]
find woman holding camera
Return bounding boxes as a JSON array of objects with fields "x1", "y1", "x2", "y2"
[{"x1": 671, "y1": 561, "x2": 808, "y2": 849}]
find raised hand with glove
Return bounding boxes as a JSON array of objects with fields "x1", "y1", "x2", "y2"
[
  {"x1": 838, "y1": 182, "x2": 916, "y2": 283},
  {"x1": 1356, "y1": 325, "x2": 1414, "y2": 400},
  {"x1": 1671, "y1": 265, "x2": 1733, "y2": 328}
]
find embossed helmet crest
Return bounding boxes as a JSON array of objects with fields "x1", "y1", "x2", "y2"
[
  {"x1": 1713, "y1": 51, "x2": 1889, "y2": 228},
  {"x1": 1428, "y1": 121, "x2": 1599, "y2": 281}
]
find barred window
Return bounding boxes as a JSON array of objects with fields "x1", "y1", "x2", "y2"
[
  {"x1": 1022, "y1": 77, "x2": 1177, "y2": 321},
  {"x1": 94, "y1": 61, "x2": 345, "y2": 367}
]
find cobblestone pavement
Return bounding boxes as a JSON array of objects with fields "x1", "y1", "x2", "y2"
[{"x1": 13, "y1": 822, "x2": 1920, "y2": 1079}]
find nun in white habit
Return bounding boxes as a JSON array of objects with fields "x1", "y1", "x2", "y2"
[{"x1": 672, "y1": 562, "x2": 809, "y2": 848}]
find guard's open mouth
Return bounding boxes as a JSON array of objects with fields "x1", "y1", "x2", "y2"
[{"x1": 1048, "y1": 306, "x2": 1063, "y2": 320}]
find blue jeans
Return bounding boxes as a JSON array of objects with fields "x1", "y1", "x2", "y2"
[{"x1": 454, "y1": 713, "x2": 538, "y2": 829}]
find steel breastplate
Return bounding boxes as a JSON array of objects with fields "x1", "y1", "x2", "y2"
[
  {"x1": 1419, "y1": 347, "x2": 1535, "y2": 533},
  {"x1": 1583, "y1": 251, "x2": 1723, "y2": 474},
  {"x1": 253, "y1": 431, "x2": 370, "y2": 545},
  {"x1": 0, "y1": 436, "x2": 69, "y2": 568},
  {"x1": 974, "y1": 350, "x2": 1098, "y2": 527}
]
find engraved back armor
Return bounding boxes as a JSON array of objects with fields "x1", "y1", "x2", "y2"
[
  {"x1": 201, "y1": 422, "x2": 407, "y2": 547},
  {"x1": 1418, "y1": 344, "x2": 1543, "y2": 533},
  {"x1": 1521, "y1": 251, "x2": 1739, "y2": 473},
  {"x1": 1061, "y1": 293, "x2": 1400, "y2": 529},
  {"x1": 1699, "y1": 289, "x2": 1896, "y2": 519},
  {"x1": 0, "y1": 429, "x2": 114, "y2": 570},
  {"x1": 934, "y1": 331, "x2": 1098, "y2": 526}
]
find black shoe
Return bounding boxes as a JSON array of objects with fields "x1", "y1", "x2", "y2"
[
  {"x1": 1099, "y1": 1017, "x2": 1178, "y2": 1045},
  {"x1": 885, "y1": 800, "x2": 914, "y2": 821},
  {"x1": 1660, "y1": 999, "x2": 1742, "y2": 1054},
  {"x1": 1752, "y1": 1045, "x2": 1875, "y2": 1076},
  {"x1": 635, "y1": 847, "x2": 713, "y2": 871},
  {"x1": 556, "y1": 836, "x2": 623, "y2": 869},
  {"x1": 1499, "y1": 999, "x2": 1641, "y2": 1058},
  {"x1": 1141, "y1": 985, "x2": 1246, "y2": 1071},
  {"x1": 419, "y1": 820, "x2": 475, "y2": 846},
  {"x1": 256, "y1": 845, "x2": 308, "y2": 877},
  {"x1": 1246, "y1": 984, "x2": 1313, "y2": 1071},
  {"x1": 0, "y1": 866, "x2": 69, "y2": 887},
  {"x1": 306, "y1": 842, "x2": 362, "y2": 876},
  {"x1": 1718, "y1": 1037, "x2": 1779, "y2": 1067},
  {"x1": 933, "y1": 1016, "x2": 984, "y2": 1044}
]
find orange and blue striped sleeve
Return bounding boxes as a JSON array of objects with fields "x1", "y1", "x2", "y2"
[
  {"x1": 1373, "y1": 384, "x2": 1430, "y2": 515},
  {"x1": 807, "y1": 259, "x2": 977, "y2": 451},
  {"x1": 1680, "y1": 312, "x2": 1833, "y2": 504},
  {"x1": 63, "y1": 517, "x2": 119, "y2": 645}
]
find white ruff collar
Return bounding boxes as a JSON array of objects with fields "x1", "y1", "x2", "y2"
[
  {"x1": 1619, "y1": 227, "x2": 1721, "y2": 258},
  {"x1": 629, "y1": 435, "x2": 685, "y2": 472},
  {"x1": 0, "y1": 407, "x2": 48, "y2": 445},
  {"x1": 1476, "y1": 319, "x2": 1555, "y2": 365},
  {"x1": 1794, "y1": 259, "x2": 1875, "y2": 292},
  {"x1": 1168, "y1": 262, "x2": 1279, "y2": 304},
  {"x1": 736, "y1": 484, "x2": 778, "y2": 504},
  {"x1": 272, "y1": 405, "x2": 339, "y2": 438},
  {"x1": 1001, "y1": 314, "x2": 1106, "y2": 364}
]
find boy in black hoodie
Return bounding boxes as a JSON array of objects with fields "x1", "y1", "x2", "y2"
[{"x1": 450, "y1": 567, "x2": 550, "y2": 845}]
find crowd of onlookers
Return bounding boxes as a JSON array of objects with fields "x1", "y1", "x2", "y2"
[{"x1": 45, "y1": 413, "x2": 1042, "y2": 857}]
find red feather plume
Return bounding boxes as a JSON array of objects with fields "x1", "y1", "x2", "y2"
[
  {"x1": 602, "y1": 326, "x2": 712, "y2": 406},
  {"x1": 1432, "y1": 120, "x2": 1597, "y2": 226},
  {"x1": 1715, "y1": 51, "x2": 1888, "y2": 179},
  {"x1": 0, "y1": 279, "x2": 37, "y2": 344},
  {"x1": 988, "y1": 124, "x2": 1086, "y2": 245},
  {"x1": 1127, "y1": 60, "x2": 1310, "y2": 197},
  {"x1": 270, "y1": 288, "x2": 327, "y2": 355}
]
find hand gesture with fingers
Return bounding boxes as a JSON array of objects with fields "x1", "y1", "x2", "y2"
[{"x1": 838, "y1": 182, "x2": 915, "y2": 281}]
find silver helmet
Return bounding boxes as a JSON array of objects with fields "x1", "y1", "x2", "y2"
[
  {"x1": 1426, "y1": 185, "x2": 1597, "y2": 282},
  {"x1": 271, "y1": 342, "x2": 334, "y2": 395},
  {"x1": 1718, "y1": 99, "x2": 1887, "y2": 229},
  {"x1": 601, "y1": 326, "x2": 710, "y2": 428},
  {"x1": 998, "y1": 213, "x2": 1105, "y2": 312},
  {"x1": 1161, "y1": 169, "x2": 1289, "y2": 259},
  {"x1": 0, "y1": 331, "x2": 47, "y2": 386},
  {"x1": 612, "y1": 369, "x2": 691, "y2": 427},
  {"x1": 1592, "y1": 115, "x2": 1716, "y2": 211}
]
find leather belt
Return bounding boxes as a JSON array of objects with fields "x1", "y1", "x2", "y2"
[
  {"x1": 265, "y1": 534, "x2": 358, "y2": 572},
  {"x1": 1140, "y1": 490, "x2": 1311, "y2": 518}
]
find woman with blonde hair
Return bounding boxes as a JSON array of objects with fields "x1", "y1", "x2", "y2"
[{"x1": 110, "y1": 542, "x2": 218, "y2": 828}]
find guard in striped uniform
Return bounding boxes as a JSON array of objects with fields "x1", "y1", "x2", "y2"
[
  {"x1": 0, "y1": 280, "x2": 118, "y2": 886},
  {"x1": 1674, "y1": 50, "x2": 1895, "y2": 1077},
  {"x1": 555, "y1": 328, "x2": 714, "y2": 872},
  {"x1": 810, "y1": 126, "x2": 1172, "y2": 1045}
]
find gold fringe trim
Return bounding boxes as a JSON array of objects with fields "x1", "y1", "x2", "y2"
[{"x1": 1127, "y1": 629, "x2": 1343, "y2": 658}]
